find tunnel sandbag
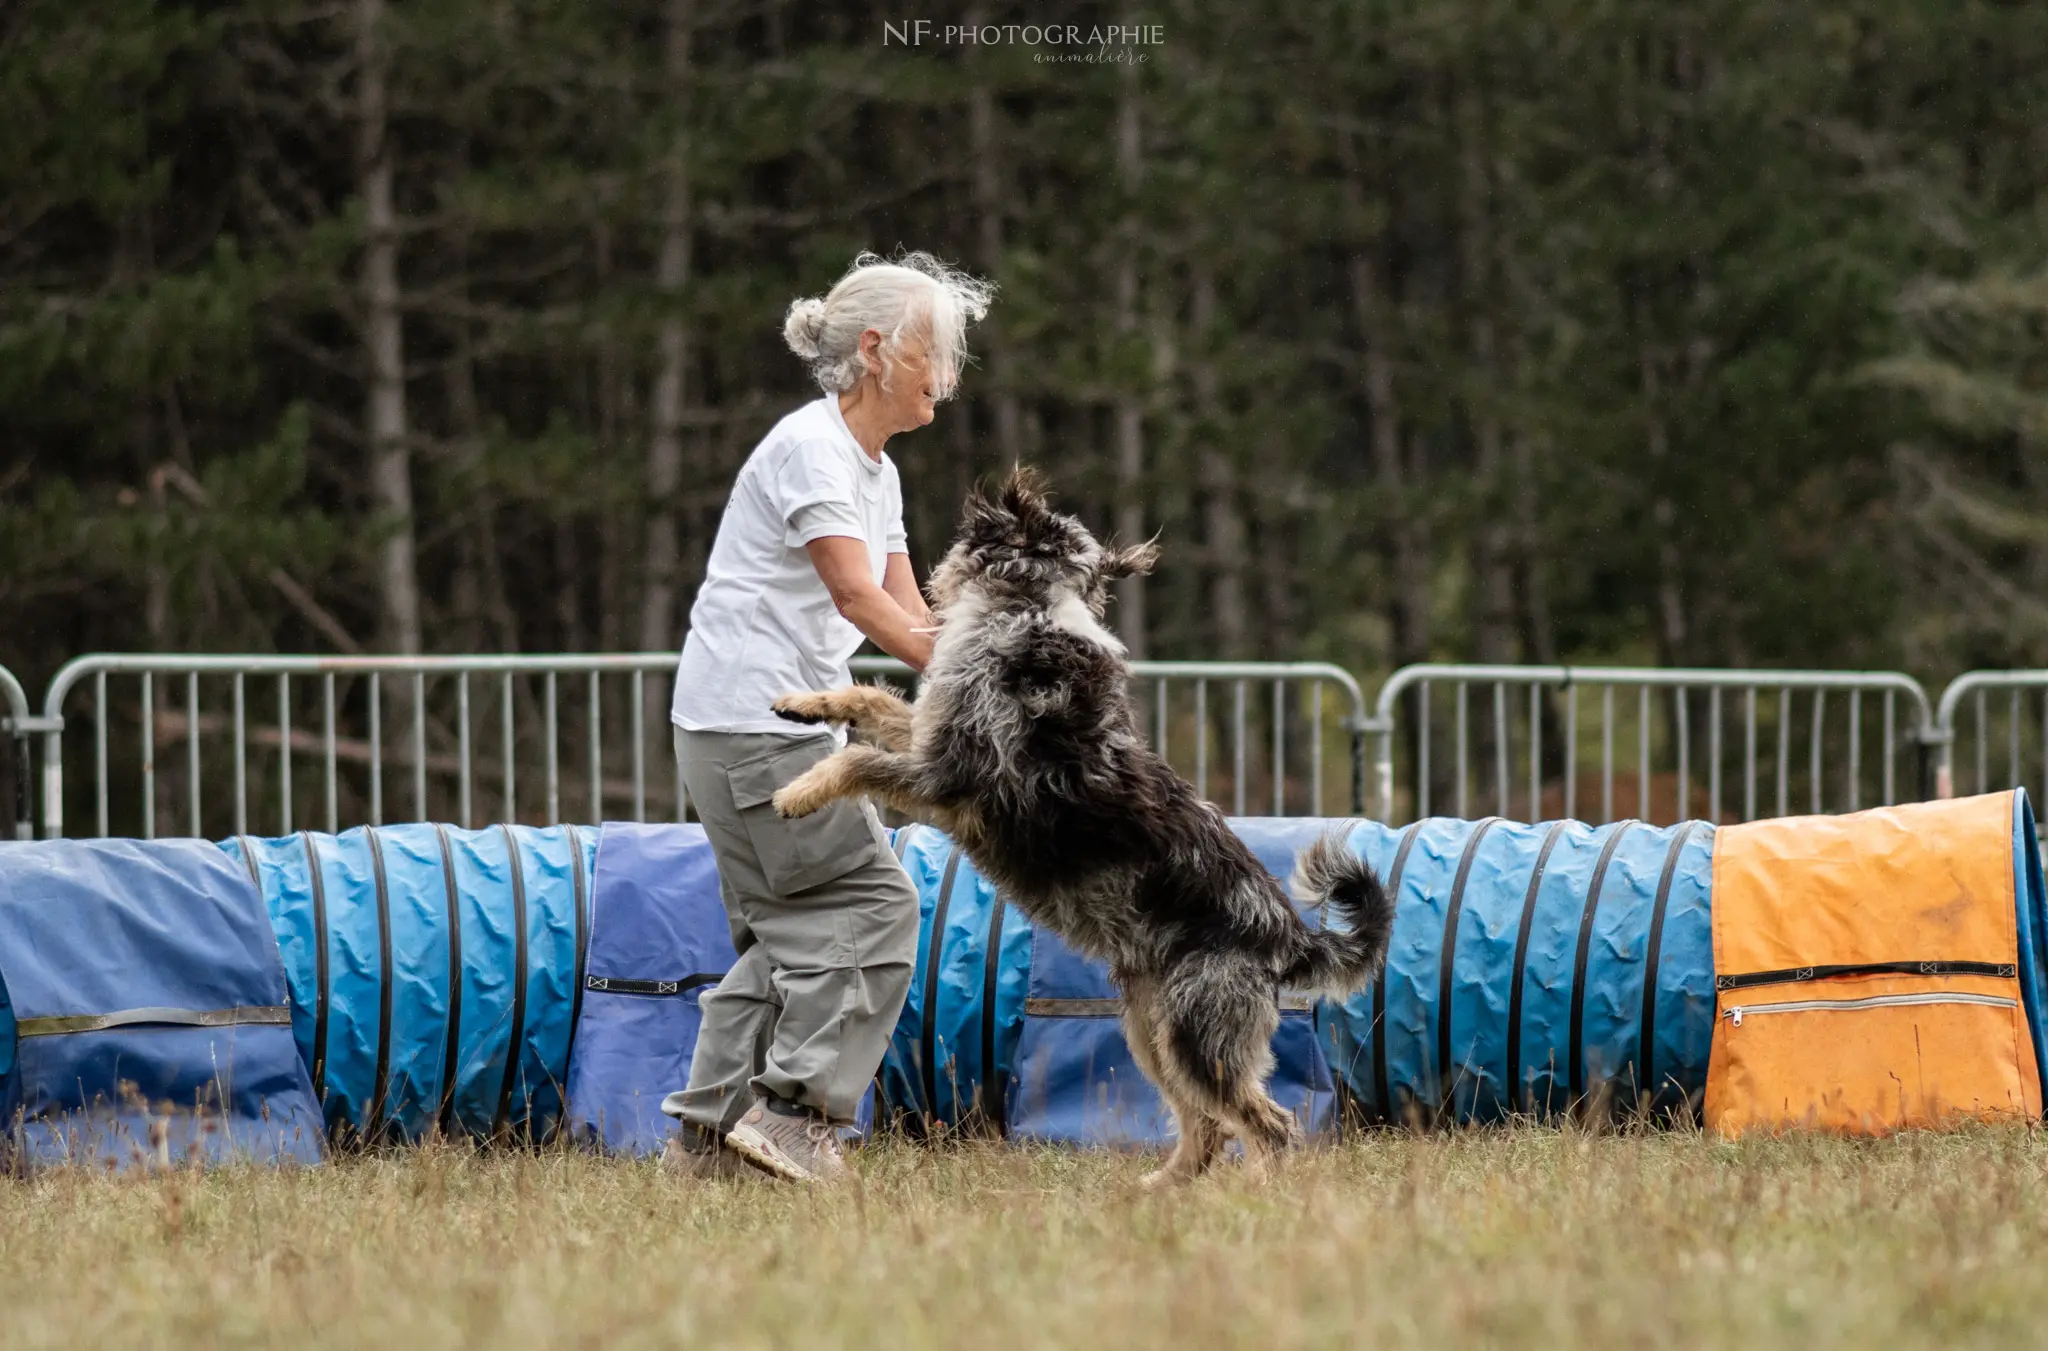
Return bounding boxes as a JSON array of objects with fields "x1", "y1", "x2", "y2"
[
  {"x1": 223, "y1": 824, "x2": 592, "y2": 1144},
  {"x1": 557, "y1": 821, "x2": 877, "y2": 1153},
  {"x1": 873, "y1": 824, "x2": 1031, "y2": 1135},
  {"x1": 1005, "y1": 921, "x2": 1338, "y2": 1147},
  {"x1": 1319, "y1": 817, "x2": 1717, "y2": 1123},
  {"x1": 0, "y1": 839, "x2": 324, "y2": 1170},
  {"x1": 564, "y1": 823, "x2": 735, "y2": 1153},
  {"x1": 906, "y1": 817, "x2": 1341, "y2": 1147},
  {"x1": 1705, "y1": 790, "x2": 2048, "y2": 1136}
]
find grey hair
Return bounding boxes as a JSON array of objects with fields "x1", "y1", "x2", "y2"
[{"x1": 783, "y1": 251, "x2": 994, "y2": 398}]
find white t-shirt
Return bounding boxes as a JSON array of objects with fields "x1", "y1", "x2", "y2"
[{"x1": 671, "y1": 396, "x2": 907, "y2": 735}]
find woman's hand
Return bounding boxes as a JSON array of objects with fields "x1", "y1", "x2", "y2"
[{"x1": 805, "y1": 537, "x2": 934, "y2": 672}]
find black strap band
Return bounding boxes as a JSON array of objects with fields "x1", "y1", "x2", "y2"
[
  {"x1": 920, "y1": 846, "x2": 963, "y2": 1125},
  {"x1": 1369, "y1": 822, "x2": 1425, "y2": 1124},
  {"x1": 978, "y1": 881, "x2": 1009, "y2": 1134},
  {"x1": 363, "y1": 825, "x2": 396, "y2": 1142},
  {"x1": 872, "y1": 824, "x2": 920, "y2": 1129},
  {"x1": 1637, "y1": 821, "x2": 1702, "y2": 1108},
  {"x1": 582, "y1": 973, "x2": 722, "y2": 996},
  {"x1": 300, "y1": 831, "x2": 331, "y2": 1105},
  {"x1": 432, "y1": 824, "x2": 464, "y2": 1137},
  {"x1": 1717, "y1": 959, "x2": 2017, "y2": 991},
  {"x1": 1435, "y1": 817, "x2": 1501, "y2": 1113},
  {"x1": 1569, "y1": 820, "x2": 1638, "y2": 1108},
  {"x1": 1506, "y1": 820, "x2": 1571, "y2": 1115},
  {"x1": 491, "y1": 824, "x2": 531, "y2": 1141},
  {"x1": 235, "y1": 836, "x2": 261, "y2": 892},
  {"x1": 564, "y1": 824, "x2": 591, "y2": 1058}
]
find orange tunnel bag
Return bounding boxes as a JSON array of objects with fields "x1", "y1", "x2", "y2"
[{"x1": 1705, "y1": 791, "x2": 2042, "y2": 1137}]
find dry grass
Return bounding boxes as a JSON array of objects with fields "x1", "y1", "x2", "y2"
[{"x1": 1, "y1": 1126, "x2": 2045, "y2": 1349}]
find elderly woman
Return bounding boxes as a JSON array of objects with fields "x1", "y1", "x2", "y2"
[{"x1": 660, "y1": 252, "x2": 992, "y2": 1182}]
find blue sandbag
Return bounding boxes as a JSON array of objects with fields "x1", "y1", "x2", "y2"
[
  {"x1": 224, "y1": 824, "x2": 592, "y2": 1143},
  {"x1": 1318, "y1": 817, "x2": 1716, "y2": 1122},
  {"x1": 565, "y1": 823, "x2": 736, "y2": 1153},
  {"x1": 0, "y1": 839, "x2": 324, "y2": 1169},
  {"x1": 1000, "y1": 818, "x2": 1340, "y2": 1147},
  {"x1": 1004, "y1": 920, "x2": 1338, "y2": 1147},
  {"x1": 560, "y1": 822, "x2": 882, "y2": 1154}
]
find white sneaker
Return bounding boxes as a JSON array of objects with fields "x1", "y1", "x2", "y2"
[{"x1": 724, "y1": 1100, "x2": 847, "y2": 1183}]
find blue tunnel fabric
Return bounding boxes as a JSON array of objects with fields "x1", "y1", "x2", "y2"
[
  {"x1": 565, "y1": 822, "x2": 736, "y2": 1154},
  {"x1": 223, "y1": 824, "x2": 592, "y2": 1143},
  {"x1": 1319, "y1": 817, "x2": 1718, "y2": 1123},
  {"x1": 0, "y1": 839, "x2": 323, "y2": 1169}
]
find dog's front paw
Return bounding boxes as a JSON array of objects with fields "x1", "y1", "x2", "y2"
[
  {"x1": 771, "y1": 781, "x2": 824, "y2": 819},
  {"x1": 771, "y1": 693, "x2": 835, "y2": 726}
]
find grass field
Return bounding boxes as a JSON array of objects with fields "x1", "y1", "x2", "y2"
[{"x1": 2, "y1": 1127, "x2": 2046, "y2": 1349}]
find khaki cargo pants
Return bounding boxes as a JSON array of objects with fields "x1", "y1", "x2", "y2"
[{"x1": 663, "y1": 728, "x2": 919, "y2": 1129}]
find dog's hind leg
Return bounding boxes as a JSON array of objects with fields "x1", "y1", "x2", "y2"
[
  {"x1": 772, "y1": 685, "x2": 915, "y2": 750},
  {"x1": 1154, "y1": 959, "x2": 1302, "y2": 1185},
  {"x1": 1216, "y1": 1086, "x2": 1302, "y2": 1185},
  {"x1": 1121, "y1": 980, "x2": 1226, "y2": 1189}
]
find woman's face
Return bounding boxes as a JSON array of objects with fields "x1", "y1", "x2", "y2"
[{"x1": 859, "y1": 328, "x2": 949, "y2": 433}]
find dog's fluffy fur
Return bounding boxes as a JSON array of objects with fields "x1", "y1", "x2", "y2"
[{"x1": 771, "y1": 468, "x2": 1394, "y2": 1185}]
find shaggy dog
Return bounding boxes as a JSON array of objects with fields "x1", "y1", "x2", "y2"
[{"x1": 770, "y1": 469, "x2": 1394, "y2": 1185}]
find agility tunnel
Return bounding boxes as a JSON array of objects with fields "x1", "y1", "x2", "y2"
[
  {"x1": 884, "y1": 815, "x2": 1715, "y2": 1137},
  {"x1": 0, "y1": 793, "x2": 2039, "y2": 1167}
]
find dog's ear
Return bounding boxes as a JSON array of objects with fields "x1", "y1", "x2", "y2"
[{"x1": 1099, "y1": 537, "x2": 1160, "y2": 580}]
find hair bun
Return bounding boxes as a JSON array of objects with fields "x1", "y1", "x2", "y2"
[{"x1": 783, "y1": 297, "x2": 827, "y2": 359}]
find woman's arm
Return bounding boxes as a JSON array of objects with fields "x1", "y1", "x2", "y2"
[
  {"x1": 881, "y1": 552, "x2": 935, "y2": 629},
  {"x1": 805, "y1": 537, "x2": 935, "y2": 672}
]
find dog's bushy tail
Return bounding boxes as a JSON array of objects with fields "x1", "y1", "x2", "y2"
[{"x1": 1284, "y1": 828, "x2": 1395, "y2": 995}]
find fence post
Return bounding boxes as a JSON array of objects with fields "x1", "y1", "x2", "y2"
[
  {"x1": 0, "y1": 664, "x2": 43, "y2": 842},
  {"x1": 1363, "y1": 713, "x2": 1394, "y2": 822},
  {"x1": 1, "y1": 664, "x2": 26, "y2": 841}
]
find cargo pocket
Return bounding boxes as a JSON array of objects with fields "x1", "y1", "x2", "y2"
[{"x1": 726, "y1": 741, "x2": 882, "y2": 899}]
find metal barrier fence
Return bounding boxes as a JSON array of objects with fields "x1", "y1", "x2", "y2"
[
  {"x1": 1, "y1": 663, "x2": 33, "y2": 840},
  {"x1": 1933, "y1": 671, "x2": 2048, "y2": 805},
  {"x1": 1368, "y1": 664, "x2": 1941, "y2": 826},
  {"x1": 34, "y1": 654, "x2": 1369, "y2": 839}
]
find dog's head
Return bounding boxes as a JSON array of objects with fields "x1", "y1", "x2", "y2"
[{"x1": 926, "y1": 467, "x2": 1158, "y2": 620}]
